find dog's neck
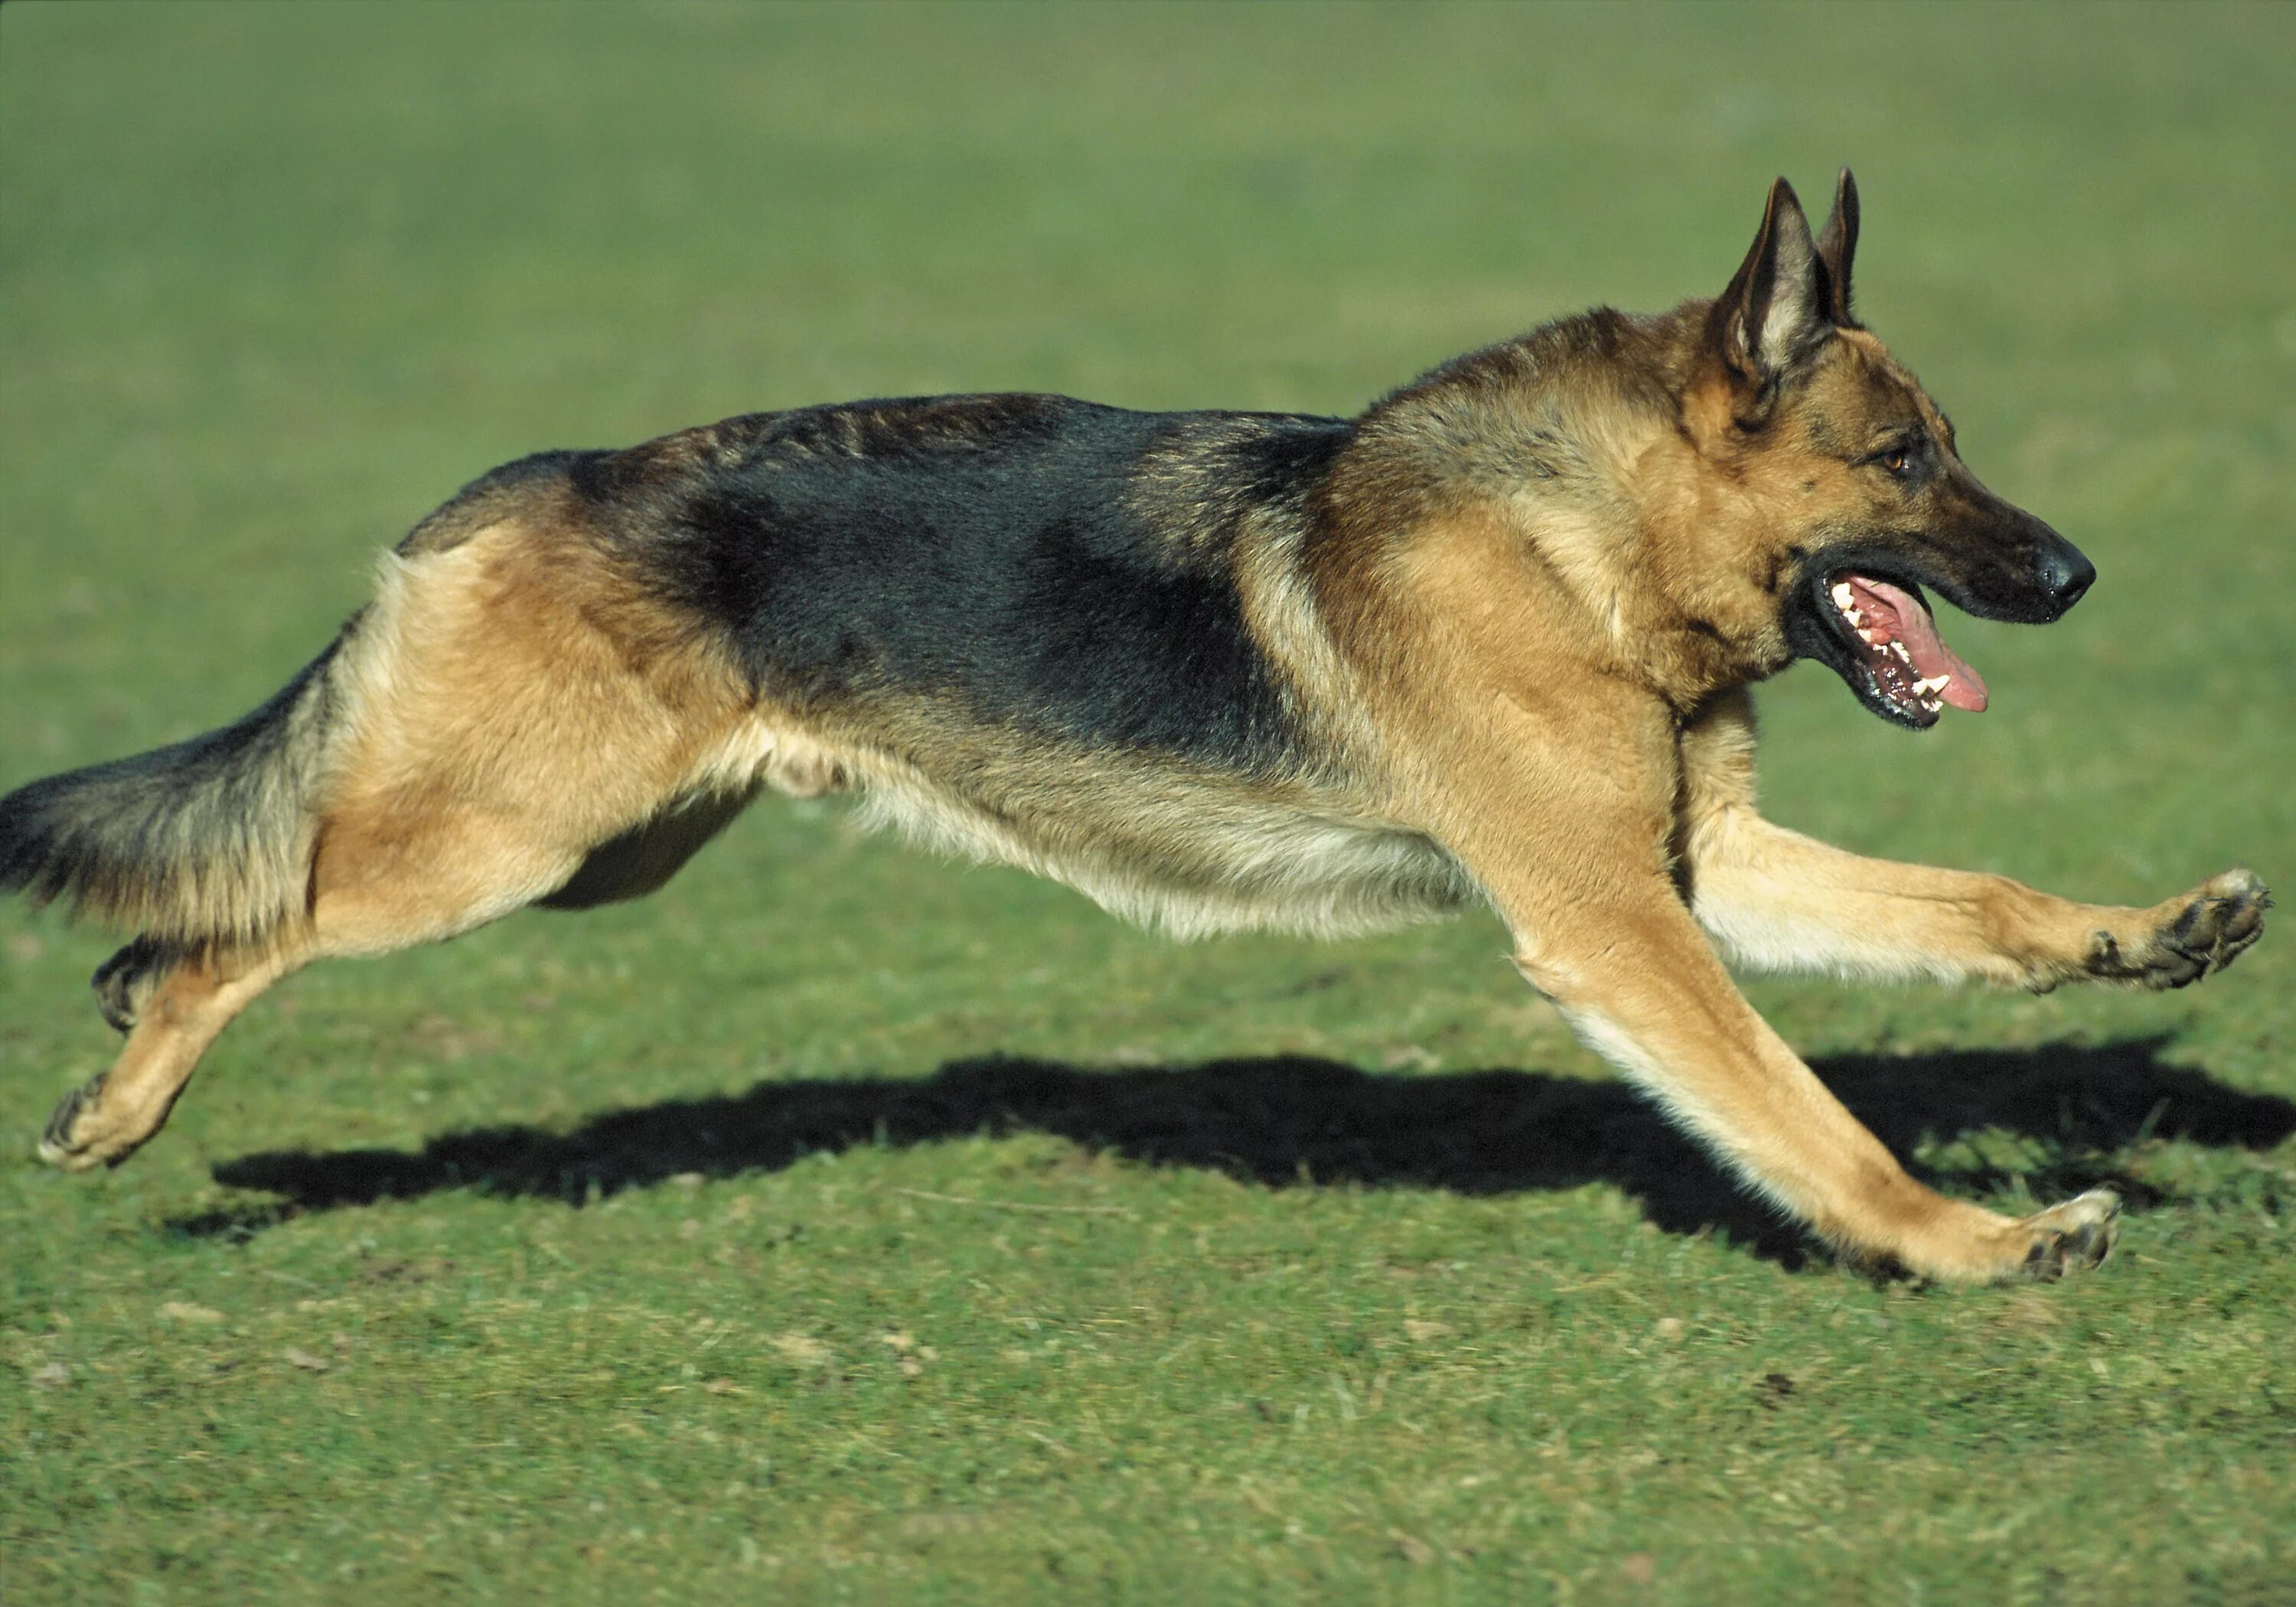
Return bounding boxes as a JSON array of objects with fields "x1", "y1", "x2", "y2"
[{"x1": 1334, "y1": 307, "x2": 1792, "y2": 715}]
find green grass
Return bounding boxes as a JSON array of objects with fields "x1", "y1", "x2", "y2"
[{"x1": 4, "y1": 3, "x2": 2294, "y2": 1601}]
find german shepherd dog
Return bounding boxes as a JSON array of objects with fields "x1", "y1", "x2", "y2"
[{"x1": 2, "y1": 172, "x2": 2268, "y2": 1283}]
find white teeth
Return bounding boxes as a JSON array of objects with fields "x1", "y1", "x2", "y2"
[
  {"x1": 1831, "y1": 582, "x2": 1855, "y2": 610},
  {"x1": 1844, "y1": 607, "x2": 1866, "y2": 626},
  {"x1": 1914, "y1": 675, "x2": 1952, "y2": 696},
  {"x1": 1858, "y1": 628, "x2": 1883, "y2": 644},
  {"x1": 1889, "y1": 642, "x2": 1913, "y2": 664}
]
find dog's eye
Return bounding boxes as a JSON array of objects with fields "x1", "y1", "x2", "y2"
[{"x1": 1871, "y1": 437, "x2": 1926, "y2": 480}]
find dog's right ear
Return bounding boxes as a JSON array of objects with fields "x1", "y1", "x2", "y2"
[{"x1": 1709, "y1": 178, "x2": 1826, "y2": 405}]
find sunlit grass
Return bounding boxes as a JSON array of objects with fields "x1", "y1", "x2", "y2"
[{"x1": 3, "y1": 4, "x2": 2291, "y2": 1600}]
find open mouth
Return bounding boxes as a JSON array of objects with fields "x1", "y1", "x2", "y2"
[{"x1": 1821, "y1": 573, "x2": 1990, "y2": 729}]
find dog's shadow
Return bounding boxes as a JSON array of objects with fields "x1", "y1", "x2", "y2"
[{"x1": 188, "y1": 1035, "x2": 2294, "y2": 1266}]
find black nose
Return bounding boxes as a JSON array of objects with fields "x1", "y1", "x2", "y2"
[{"x1": 2037, "y1": 541, "x2": 2095, "y2": 612}]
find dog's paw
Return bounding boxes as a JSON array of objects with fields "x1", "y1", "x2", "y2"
[
  {"x1": 2086, "y1": 869, "x2": 2269, "y2": 990},
  {"x1": 2008, "y1": 1189, "x2": 2120, "y2": 1283},
  {"x1": 36, "y1": 1072, "x2": 165, "y2": 1173},
  {"x1": 38, "y1": 1074, "x2": 115, "y2": 1172}
]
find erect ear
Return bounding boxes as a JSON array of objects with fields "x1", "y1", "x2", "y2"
[
  {"x1": 1711, "y1": 177, "x2": 1827, "y2": 395},
  {"x1": 1814, "y1": 167, "x2": 1860, "y2": 328}
]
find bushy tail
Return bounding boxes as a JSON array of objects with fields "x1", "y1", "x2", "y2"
[{"x1": 0, "y1": 624, "x2": 361, "y2": 947}]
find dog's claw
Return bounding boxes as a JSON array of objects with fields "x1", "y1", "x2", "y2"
[
  {"x1": 38, "y1": 1074, "x2": 112, "y2": 1172},
  {"x1": 2011, "y1": 1189, "x2": 2119, "y2": 1283},
  {"x1": 2089, "y1": 869, "x2": 2268, "y2": 989},
  {"x1": 38, "y1": 1068, "x2": 170, "y2": 1172}
]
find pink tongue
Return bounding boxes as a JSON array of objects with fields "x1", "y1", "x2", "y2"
[{"x1": 1852, "y1": 579, "x2": 1989, "y2": 711}]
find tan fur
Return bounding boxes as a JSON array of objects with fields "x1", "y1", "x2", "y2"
[
  {"x1": 41, "y1": 513, "x2": 774, "y2": 1168},
  {"x1": 1291, "y1": 493, "x2": 2157, "y2": 1282},
  {"x1": 29, "y1": 178, "x2": 2265, "y2": 1289},
  {"x1": 1270, "y1": 200, "x2": 2258, "y2": 1280},
  {"x1": 310, "y1": 526, "x2": 745, "y2": 949},
  {"x1": 1675, "y1": 692, "x2": 2207, "y2": 990},
  {"x1": 40, "y1": 942, "x2": 300, "y2": 1172}
]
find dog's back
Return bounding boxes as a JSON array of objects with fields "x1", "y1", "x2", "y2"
[
  {"x1": 0, "y1": 390, "x2": 1466, "y2": 967},
  {"x1": 560, "y1": 394, "x2": 1344, "y2": 770}
]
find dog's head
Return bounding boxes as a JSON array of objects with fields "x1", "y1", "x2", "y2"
[{"x1": 1678, "y1": 172, "x2": 2092, "y2": 729}]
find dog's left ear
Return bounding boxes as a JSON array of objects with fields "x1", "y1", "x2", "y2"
[
  {"x1": 1711, "y1": 177, "x2": 1827, "y2": 398},
  {"x1": 1814, "y1": 167, "x2": 1860, "y2": 328}
]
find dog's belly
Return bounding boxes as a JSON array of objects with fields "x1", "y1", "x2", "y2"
[{"x1": 840, "y1": 754, "x2": 1476, "y2": 941}]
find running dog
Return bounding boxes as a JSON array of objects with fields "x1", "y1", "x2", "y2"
[{"x1": 2, "y1": 171, "x2": 2267, "y2": 1282}]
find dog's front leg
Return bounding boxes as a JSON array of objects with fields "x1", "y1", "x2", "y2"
[
  {"x1": 1688, "y1": 814, "x2": 2267, "y2": 993},
  {"x1": 1420, "y1": 697, "x2": 2114, "y2": 1282},
  {"x1": 1495, "y1": 871, "x2": 2116, "y2": 1282},
  {"x1": 1676, "y1": 692, "x2": 2269, "y2": 990}
]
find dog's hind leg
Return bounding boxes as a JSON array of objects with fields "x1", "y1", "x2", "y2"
[
  {"x1": 1677, "y1": 693, "x2": 2269, "y2": 990},
  {"x1": 39, "y1": 791, "x2": 613, "y2": 1172},
  {"x1": 43, "y1": 940, "x2": 305, "y2": 1171},
  {"x1": 38, "y1": 514, "x2": 766, "y2": 1171}
]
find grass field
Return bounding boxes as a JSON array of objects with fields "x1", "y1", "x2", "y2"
[{"x1": 4, "y1": 3, "x2": 2294, "y2": 1601}]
